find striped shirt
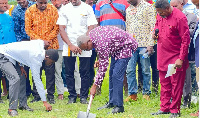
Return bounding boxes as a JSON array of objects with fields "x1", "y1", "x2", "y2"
[{"x1": 95, "y1": 0, "x2": 129, "y2": 30}]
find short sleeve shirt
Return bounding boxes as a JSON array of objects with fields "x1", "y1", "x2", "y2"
[{"x1": 57, "y1": 2, "x2": 98, "y2": 57}]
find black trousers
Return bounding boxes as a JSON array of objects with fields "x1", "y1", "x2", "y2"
[
  {"x1": 32, "y1": 61, "x2": 55, "y2": 99},
  {"x1": 63, "y1": 56, "x2": 90, "y2": 99},
  {"x1": 24, "y1": 66, "x2": 32, "y2": 96},
  {"x1": 89, "y1": 50, "x2": 97, "y2": 87}
]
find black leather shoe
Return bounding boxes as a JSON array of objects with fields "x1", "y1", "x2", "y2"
[
  {"x1": 97, "y1": 103, "x2": 114, "y2": 110},
  {"x1": 48, "y1": 98, "x2": 55, "y2": 104},
  {"x1": 111, "y1": 106, "x2": 124, "y2": 114},
  {"x1": 68, "y1": 98, "x2": 76, "y2": 104},
  {"x1": 151, "y1": 110, "x2": 170, "y2": 115},
  {"x1": 30, "y1": 97, "x2": 41, "y2": 103},
  {"x1": 169, "y1": 113, "x2": 180, "y2": 118},
  {"x1": 19, "y1": 105, "x2": 34, "y2": 111},
  {"x1": 8, "y1": 109, "x2": 18, "y2": 117},
  {"x1": 80, "y1": 98, "x2": 88, "y2": 104}
]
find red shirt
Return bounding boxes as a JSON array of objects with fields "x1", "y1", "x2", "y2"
[{"x1": 155, "y1": 8, "x2": 190, "y2": 71}]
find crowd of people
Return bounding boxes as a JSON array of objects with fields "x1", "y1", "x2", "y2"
[{"x1": 0, "y1": 0, "x2": 199, "y2": 117}]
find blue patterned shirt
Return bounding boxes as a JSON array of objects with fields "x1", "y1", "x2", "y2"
[
  {"x1": 0, "y1": 13, "x2": 16, "y2": 44},
  {"x1": 12, "y1": 1, "x2": 35, "y2": 41}
]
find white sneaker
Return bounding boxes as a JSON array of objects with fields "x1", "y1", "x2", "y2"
[{"x1": 191, "y1": 96, "x2": 198, "y2": 104}]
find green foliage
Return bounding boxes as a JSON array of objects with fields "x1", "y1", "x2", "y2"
[
  {"x1": 8, "y1": 0, "x2": 17, "y2": 5},
  {"x1": 0, "y1": 61, "x2": 198, "y2": 117}
]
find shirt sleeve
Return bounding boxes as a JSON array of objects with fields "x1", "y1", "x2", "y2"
[
  {"x1": 56, "y1": 7, "x2": 68, "y2": 26},
  {"x1": 124, "y1": 0, "x2": 130, "y2": 9},
  {"x1": 178, "y1": 17, "x2": 190, "y2": 60},
  {"x1": 95, "y1": 0, "x2": 100, "y2": 18},
  {"x1": 126, "y1": 7, "x2": 131, "y2": 34},
  {"x1": 45, "y1": 9, "x2": 59, "y2": 41},
  {"x1": 87, "y1": 6, "x2": 98, "y2": 26},
  {"x1": 25, "y1": 9, "x2": 41, "y2": 40},
  {"x1": 147, "y1": 5, "x2": 156, "y2": 46},
  {"x1": 94, "y1": 46, "x2": 110, "y2": 86},
  {"x1": 30, "y1": 64, "x2": 46, "y2": 101},
  {"x1": 12, "y1": 10, "x2": 22, "y2": 42}
]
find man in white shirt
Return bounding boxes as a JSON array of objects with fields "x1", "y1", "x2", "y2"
[
  {"x1": 51, "y1": 0, "x2": 81, "y2": 100},
  {"x1": 0, "y1": 40, "x2": 58, "y2": 116},
  {"x1": 57, "y1": 0, "x2": 97, "y2": 104}
]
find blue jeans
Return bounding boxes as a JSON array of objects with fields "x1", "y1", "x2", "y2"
[
  {"x1": 61, "y1": 59, "x2": 67, "y2": 87},
  {"x1": 109, "y1": 57, "x2": 130, "y2": 106},
  {"x1": 126, "y1": 47, "x2": 151, "y2": 95},
  {"x1": 190, "y1": 62, "x2": 198, "y2": 94}
]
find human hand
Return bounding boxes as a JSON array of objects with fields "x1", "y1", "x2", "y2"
[
  {"x1": 69, "y1": 44, "x2": 82, "y2": 55},
  {"x1": 90, "y1": 84, "x2": 97, "y2": 98},
  {"x1": 20, "y1": 66, "x2": 27, "y2": 78},
  {"x1": 44, "y1": 40, "x2": 50, "y2": 50},
  {"x1": 146, "y1": 46, "x2": 154, "y2": 55},
  {"x1": 94, "y1": 61, "x2": 99, "y2": 68},
  {"x1": 43, "y1": 101, "x2": 52, "y2": 111},
  {"x1": 175, "y1": 59, "x2": 183, "y2": 69},
  {"x1": 152, "y1": 32, "x2": 159, "y2": 40}
]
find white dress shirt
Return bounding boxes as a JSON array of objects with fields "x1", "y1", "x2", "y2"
[
  {"x1": 0, "y1": 40, "x2": 46, "y2": 101},
  {"x1": 57, "y1": 2, "x2": 98, "y2": 57}
]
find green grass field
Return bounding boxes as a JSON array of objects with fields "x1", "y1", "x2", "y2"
[{"x1": 0, "y1": 66, "x2": 199, "y2": 118}]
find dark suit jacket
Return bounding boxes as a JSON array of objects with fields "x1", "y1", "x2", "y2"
[
  {"x1": 194, "y1": 21, "x2": 199, "y2": 67},
  {"x1": 184, "y1": 11, "x2": 197, "y2": 61}
]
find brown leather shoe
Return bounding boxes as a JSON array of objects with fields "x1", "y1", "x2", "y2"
[
  {"x1": 190, "y1": 111, "x2": 199, "y2": 117},
  {"x1": 143, "y1": 95, "x2": 150, "y2": 100},
  {"x1": 58, "y1": 94, "x2": 64, "y2": 100},
  {"x1": 124, "y1": 94, "x2": 137, "y2": 102}
]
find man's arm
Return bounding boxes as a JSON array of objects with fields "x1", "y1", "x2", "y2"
[
  {"x1": 175, "y1": 17, "x2": 190, "y2": 68},
  {"x1": 12, "y1": 10, "x2": 22, "y2": 42},
  {"x1": 178, "y1": 17, "x2": 190, "y2": 61},
  {"x1": 59, "y1": 25, "x2": 81, "y2": 54},
  {"x1": 86, "y1": 6, "x2": 98, "y2": 35},
  {"x1": 30, "y1": 65, "x2": 52, "y2": 111},
  {"x1": 86, "y1": 25, "x2": 95, "y2": 36},
  {"x1": 96, "y1": 18, "x2": 100, "y2": 26},
  {"x1": 95, "y1": 0, "x2": 100, "y2": 26},
  {"x1": 90, "y1": 48, "x2": 109, "y2": 96},
  {"x1": 45, "y1": 9, "x2": 59, "y2": 41},
  {"x1": 25, "y1": 9, "x2": 41, "y2": 40},
  {"x1": 126, "y1": 8, "x2": 131, "y2": 35},
  {"x1": 147, "y1": 5, "x2": 156, "y2": 54}
]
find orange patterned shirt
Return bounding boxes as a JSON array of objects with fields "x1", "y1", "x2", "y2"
[{"x1": 25, "y1": 4, "x2": 59, "y2": 49}]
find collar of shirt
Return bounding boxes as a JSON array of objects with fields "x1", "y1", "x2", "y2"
[
  {"x1": 17, "y1": 0, "x2": 35, "y2": 11},
  {"x1": 129, "y1": 0, "x2": 146, "y2": 9},
  {"x1": 128, "y1": 0, "x2": 146, "y2": 14},
  {"x1": 31, "y1": 4, "x2": 52, "y2": 13},
  {"x1": 186, "y1": 0, "x2": 194, "y2": 5},
  {"x1": 164, "y1": 7, "x2": 174, "y2": 19}
]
